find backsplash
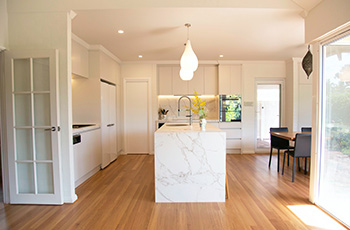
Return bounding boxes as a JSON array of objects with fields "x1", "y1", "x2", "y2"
[{"x1": 158, "y1": 96, "x2": 219, "y2": 120}]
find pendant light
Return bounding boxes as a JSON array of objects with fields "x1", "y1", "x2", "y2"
[{"x1": 180, "y1": 23, "x2": 198, "y2": 81}]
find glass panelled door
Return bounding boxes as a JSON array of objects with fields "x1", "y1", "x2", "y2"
[
  {"x1": 319, "y1": 33, "x2": 350, "y2": 227},
  {"x1": 256, "y1": 84, "x2": 281, "y2": 149},
  {"x1": 5, "y1": 50, "x2": 62, "y2": 204}
]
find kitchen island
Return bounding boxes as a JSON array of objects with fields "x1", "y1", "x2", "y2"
[{"x1": 154, "y1": 123, "x2": 226, "y2": 203}]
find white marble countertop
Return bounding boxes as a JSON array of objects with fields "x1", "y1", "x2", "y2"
[
  {"x1": 156, "y1": 123, "x2": 224, "y2": 133},
  {"x1": 157, "y1": 118, "x2": 219, "y2": 123}
]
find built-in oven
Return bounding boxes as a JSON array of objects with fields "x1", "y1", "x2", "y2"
[{"x1": 219, "y1": 95, "x2": 242, "y2": 122}]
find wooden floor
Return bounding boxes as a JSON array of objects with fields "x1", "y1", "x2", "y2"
[{"x1": 0, "y1": 154, "x2": 319, "y2": 229}]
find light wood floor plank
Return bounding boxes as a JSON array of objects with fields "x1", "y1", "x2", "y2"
[{"x1": 0, "y1": 154, "x2": 327, "y2": 229}]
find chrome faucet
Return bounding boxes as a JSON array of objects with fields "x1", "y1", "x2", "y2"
[{"x1": 178, "y1": 95, "x2": 192, "y2": 126}]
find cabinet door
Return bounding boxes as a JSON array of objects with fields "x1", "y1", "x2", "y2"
[
  {"x1": 231, "y1": 65, "x2": 242, "y2": 94},
  {"x1": 100, "y1": 82, "x2": 110, "y2": 169},
  {"x1": 204, "y1": 66, "x2": 218, "y2": 95},
  {"x1": 72, "y1": 40, "x2": 88, "y2": 78},
  {"x1": 172, "y1": 66, "x2": 188, "y2": 95},
  {"x1": 108, "y1": 85, "x2": 117, "y2": 162},
  {"x1": 188, "y1": 66, "x2": 204, "y2": 95},
  {"x1": 158, "y1": 66, "x2": 173, "y2": 95},
  {"x1": 218, "y1": 65, "x2": 231, "y2": 95}
]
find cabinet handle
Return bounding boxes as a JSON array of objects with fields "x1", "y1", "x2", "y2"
[{"x1": 107, "y1": 124, "x2": 115, "y2": 127}]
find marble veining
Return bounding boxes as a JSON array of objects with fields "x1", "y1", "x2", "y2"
[{"x1": 155, "y1": 123, "x2": 226, "y2": 203}]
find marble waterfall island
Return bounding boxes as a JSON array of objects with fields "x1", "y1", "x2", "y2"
[{"x1": 155, "y1": 123, "x2": 226, "y2": 203}]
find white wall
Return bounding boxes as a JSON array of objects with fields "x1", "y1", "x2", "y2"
[
  {"x1": 7, "y1": 11, "x2": 77, "y2": 203},
  {"x1": 0, "y1": 0, "x2": 8, "y2": 49},
  {"x1": 305, "y1": 0, "x2": 350, "y2": 43},
  {"x1": 241, "y1": 61, "x2": 286, "y2": 153},
  {"x1": 121, "y1": 63, "x2": 157, "y2": 154}
]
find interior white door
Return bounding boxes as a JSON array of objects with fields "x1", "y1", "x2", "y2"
[
  {"x1": 125, "y1": 79, "x2": 149, "y2": 154},
  {"x1": 5, "y1": 50, "x2": 63, "y2": 204}
]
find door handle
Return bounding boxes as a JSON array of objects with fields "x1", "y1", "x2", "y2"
[{"x1": 51, "y1": 127, "x2": 56, "y2": 132}]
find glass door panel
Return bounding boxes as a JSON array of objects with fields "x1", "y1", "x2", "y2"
[
  {"x1": 13, "y1": 58, "x2": 31, "y2": 92},
  {"x1": 35, "y1": 128, "x2": 52, "y2": 160},
  {"x1": 15, "y1": 129, "x2": 33, "y2": 160},
  {"x1": 34, "y1": 93, "x2": 51, "y2": 126},
  {"x1": 14, "y1": 94, "x2": 32, "y2": 126},
  {"x1": 319, "y1": 33, "x2": 350, "y2": 227},
  {"x1": 256, "y1": 84, "x2": 281, "y2": 149},
  {"x1": 17, "y1": 163, "x2": 35, "y2": 194},
  {"x1": 33, "y1": 58, "x2": 50, "y2": 91}
]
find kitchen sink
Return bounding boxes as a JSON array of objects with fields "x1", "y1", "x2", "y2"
[{"x1": 166, "y1": 123, "x2": 189, "y2": 126}]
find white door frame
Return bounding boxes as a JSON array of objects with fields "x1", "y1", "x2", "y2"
[
  {"x1": 123, "y1": 78, "x2": 152, "y2": 154},
  {"x1": 254, "y1": 78, "x2": 285, "y2": 153}
]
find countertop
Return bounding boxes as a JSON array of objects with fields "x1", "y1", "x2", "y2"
[
  {"x1": 73, "y1": 124, "x2": 101, "y2": 134},
  {"x1": 156, "y1": 123, "x2": 224, "y2": 133},
  {"x1": 157, "y1": 118, "x2": 219, "y2": 123}
]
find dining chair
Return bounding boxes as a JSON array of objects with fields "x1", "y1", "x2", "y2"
[
  {"x1": 269, "y1": 127, "x2": 292, "y2": 172},
  {"x1": 282, "y1": 133, "x2": 311, "y2": 182},
  {"x1": 301, "y1": 127, "x2": 312, "y2": 132}
]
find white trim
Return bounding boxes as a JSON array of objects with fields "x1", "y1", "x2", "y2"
[
  {"x1": 71, "y1": 33, "x2": 90, "y2": 50},
  {"x1": 254, "y1": 78, "x2": 286, "y2": 153},
  {"x1": 310, "y1": 25, "x2": 350, "y2": 205},
  {"x1": 89, "y1": 45, "x2": 121, "y2": 64},
  {"x1": 123, "y1": 78, "x2": 152, "y2": 154},
  {"x1": 0, "y1": 51, "x2": 10, "y2": 203},
  {"x1": 74, "y1": 165, "x2": 100, "y2": 188}
]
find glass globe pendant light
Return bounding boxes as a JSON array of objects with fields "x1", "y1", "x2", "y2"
[{"x1": 180, "y1": 23, "x2": 198, "y2": 81}]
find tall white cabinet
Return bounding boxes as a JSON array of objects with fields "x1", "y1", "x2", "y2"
[{"x1": 101, "y1": 81, "x2": 117, "y2": 169}]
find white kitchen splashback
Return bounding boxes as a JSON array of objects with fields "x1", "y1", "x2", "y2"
[{"x1": 158, "y1": 96, "x2": 218, "y2": 120}]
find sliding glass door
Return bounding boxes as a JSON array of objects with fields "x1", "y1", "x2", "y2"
[{"x1": 318, "y1": 32, "x2": 350, "y2": 227}]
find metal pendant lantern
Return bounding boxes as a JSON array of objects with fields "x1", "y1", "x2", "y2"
[{"x1": 302, "y1": 45, "x2": 313, "y2": 79}]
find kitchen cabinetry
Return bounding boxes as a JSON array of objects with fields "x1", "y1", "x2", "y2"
[
  {"x1": 158, "y1": 65, "x2": 218, "y2": 95},
  {"x1": 101, "y1": 81, "x2": 117, "y2": 168},
  {"x1": 158, "y1": 66, "x2": 173, "y2": 95},
  {"x1": 74, "y1": 127, "x2": 102, "y2": 187},
  {"x1": 218, "y1": 65, "x2": 241, "y2": 95},
  {"x1": 218, "y1": 122, "x2": 242, "y2": 153},
  {"x1": 72, "y1": 39, "x2": 89, "y2": 78}
]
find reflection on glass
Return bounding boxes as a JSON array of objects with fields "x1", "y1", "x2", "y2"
[
  {"x1": 34, "y1": 93, "x2": 51, "y2": 126},
  {"x1": 37, "y1": 163, "x2": 54, "y2": 194},
  {"x1": 14, "y1": 58, "x2": 31, "y2": 92},
  {"x1": 15, "y1": 94, "x2": 32, "y2": 126},
  {"x1": 17, "y1": 163, "x2": 34, "y2": 194},
  {"x1": 35, "y1": 128, "x2": 52, "y2": 160},
  {"x1": 219, "y1": 95, "x2": 241, "y2": 122},
  {"x1": 15, "y1": 129, "x2": 33, "y2": 160},
  {"x1": 319, "y1": 34, "x2": 350, "y2": 227},
  {"x1": 33, "y1": 58, "x2": 50, "y2": 91}
]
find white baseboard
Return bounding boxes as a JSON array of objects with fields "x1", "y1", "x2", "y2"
[{"x1": 75, "y1": 165, "x2": 101, "y2": 188}]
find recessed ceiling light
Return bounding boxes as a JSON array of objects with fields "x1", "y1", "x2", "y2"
[
  {"x1": 138, "y1": 55, "x2": 143, "y2": 58},
  {"x1": 219, "y1": 55, "x2": 224, "y2": 58},
  {"x1": 117, "y1": 30, "x2": 124, "y2": 34}
]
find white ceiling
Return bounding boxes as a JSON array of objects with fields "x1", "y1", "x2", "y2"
[{"x1": 72, "y1": 4, "x2": 321, "y2": 62}]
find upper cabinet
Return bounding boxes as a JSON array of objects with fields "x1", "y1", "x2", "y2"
[
  {"x1": 72, "y1": 39, "x2": 89, "y2": 78},
  {"x1": 218, "y1": 65, "x2": 242, "y2": 95},
  {"x1": 158, "y1": 65, "x2": 218, "y2": 95}
]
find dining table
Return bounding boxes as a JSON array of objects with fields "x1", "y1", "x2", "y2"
[
  {"x1": 270, "y1": 131, "x2": 311, "y2": 141},
  {"x1": 270, "y1": 131, "x2": 312, "y2": 174}
]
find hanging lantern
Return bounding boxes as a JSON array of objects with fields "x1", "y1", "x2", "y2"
[{"x1": 302, "y1": 45, "x2": 313, "y2": 79}]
